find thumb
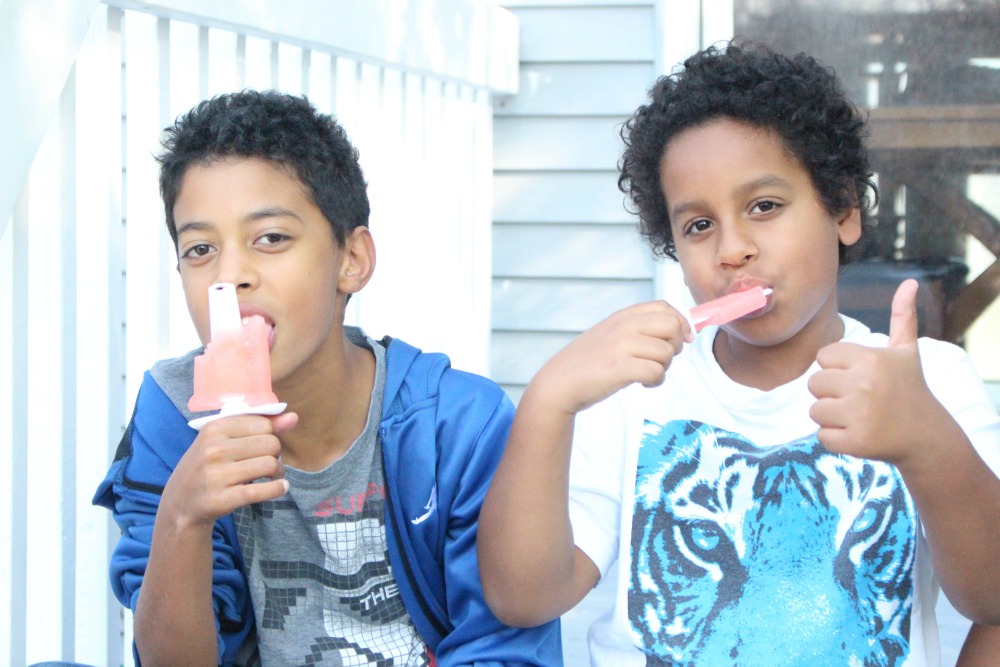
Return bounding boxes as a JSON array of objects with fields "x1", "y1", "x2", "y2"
[
  {"x1": 888, "y1": 279, "x2": 919, "y2": 348},
  {"x1": 270, "y1": 411, "x2": 299, "y2": 435}
]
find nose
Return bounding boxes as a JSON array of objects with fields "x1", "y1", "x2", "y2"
[
  {"x1": 716, "y1": 221, "x2": 757, "y2": 268},
  {"x1": 214, "y1": 247, "x2": 257, "y2": 290}
]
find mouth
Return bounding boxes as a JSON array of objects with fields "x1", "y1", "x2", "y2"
[
  {"x1": 239, "y1": 304, "x2": 277, "y2": 350},
  {"x1": 727, "y1": 281, "x2": 773, "y2": 319},
  {"x1": 727, "y1": 278, "x2": 772, "y2": 296}
]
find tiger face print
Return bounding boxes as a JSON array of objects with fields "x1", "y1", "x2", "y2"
[{"x1": 630, "y1": 420, "x2": 916, "y2": 666}]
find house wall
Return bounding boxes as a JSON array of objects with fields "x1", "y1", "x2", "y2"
[
  {"x1": 491, "y1": 1, "x2": 659, "y2": 403},
  {"x1": 491, "y1": 0, "x2": 733, "y2": 403}
]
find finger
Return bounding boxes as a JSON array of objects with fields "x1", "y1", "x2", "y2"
[
  {"x1": 888, "y1": 279, "x2": 919, "y2": 348},
  {"x1": 237, "y1": 433, "x2": 283, "y2": 459},
  {"x1": 808, "y1": 366, "x2": 860, "y2": 397},
  {"x1": 640, "y1": 310, "x2": 692, "y2": 348},
  {"x1": 809, "y1": 397, "x2": 850, "y2": 429},
  {"x1": 236, "y1": 453, "x2": 285, "y2": 484},
  {"x1": 659, "y1": 301, "x2": 694, "y2": 343},
  {"x1": 807, "y1": 369, "x2": 841, "y2": 399},
  {"x1": 815, "y1": 342, "x2": 873, "y2": 370},
  {"x1": 270, "y1": 411, "x2": 299, "y2": 435},
  {"x1": 633, "y1": 358, "x2": 671, "y2": 388},
  {"x1": 815, "y1": 427, "x2": 851, "y2": 454},
  {"x1": 204, "y1": 432, "x2": 281, "y2": 464},
  {"x1": 619, "y1": 299, "x2": 691, "y2": 337},
  {"x1": 204, "y1": 447, "x2": 281, "y2": 488},
  {"x1": 624, "y1": 299, "x2": 681, "y2": 316},
  {"x1": 631, "y1": 327, "x2": 684, "y2": 361},
  {"x1": 232, "y1": 478, "x2": 290, "y2": 507},
  {"x1": 203, "y1": 413, "x2": 279, "y2": 438}
]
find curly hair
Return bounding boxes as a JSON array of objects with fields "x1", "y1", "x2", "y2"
[
  {"x1": 158, "y1": 90, "x2": 369, "y2": 247},
  {"x1": 619, "y1": 41, "x2": 877, "y2": 263}
]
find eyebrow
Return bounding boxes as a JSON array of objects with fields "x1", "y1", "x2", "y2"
[
  {"x1": 175, "y1": 206, "x2": 303, "y2": 237},
  {"x1": 669, "y1": 174, "x2": 793, "y2": 219}
]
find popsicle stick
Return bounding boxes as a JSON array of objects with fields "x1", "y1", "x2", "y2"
[{"x1": 209, "y1": 282, "x2": 242, "y2": 339}]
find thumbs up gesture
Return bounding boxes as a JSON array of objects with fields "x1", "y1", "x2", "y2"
[
  {"x1": 887, "y1": 278, "x2": 920, "y2": 349},
  {"x1": 808, "y1": 279, "x2": 934, "y2": 462}
]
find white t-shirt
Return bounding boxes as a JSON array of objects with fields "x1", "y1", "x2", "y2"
[{"x1": 569, "y1": 316, "x2": 1000, "y2": 667}]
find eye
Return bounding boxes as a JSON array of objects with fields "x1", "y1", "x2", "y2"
[
  {"x1": 255, "y1": 232, "x2": 290, "y2": 248},
  {"x1": 689, "y1": 523, "x2": 721, "y2": 552},
  {"x1": 677, "y1": 519, "x2": 728, "y2": 562},
  {"x1": 180, "y1": 243, "x2": 215, "y2": 260},
  {"x1": 750, "y1": 199, "x2": 781, "y2": 215},
  {"x1": 834, "y1": 498, "x2": 899, "y2": 591},
  {"x1": 846, "y1": 502, "x2": 888, "y2": 545},
  {"x1": 852, "y1": 507, "x2": 878, "y2": 534},
  {"x1": 684, "y1": 218, "x2": 713, "y2": 236}
]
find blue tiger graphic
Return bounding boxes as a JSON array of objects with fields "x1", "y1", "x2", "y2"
[{"x1": 630, "y1": 420, "x2": 916, "y2": 666}]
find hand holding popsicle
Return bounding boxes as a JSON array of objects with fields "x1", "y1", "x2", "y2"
[
  {"x1": 525, "y1": 288, "x2": 771, "y2": 416},
  {"x1": 188, "y1": 283, "x2": 286, "y2": 430}
]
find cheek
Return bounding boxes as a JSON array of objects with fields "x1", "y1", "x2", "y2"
[
  {"x1": 676, "y1": 253, "x2": 713, "y2": 301},
  {"x1": 801, "y1": 229, "x2": 842, "y2": 271},
  {"x1": 183, "y1": 289, "x2": 211, "y2": 345},
  {"x1": 289, "y1": 288, "x2": 341, "y2": 342}
]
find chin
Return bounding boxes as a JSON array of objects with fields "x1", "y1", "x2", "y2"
[{"x1": 722, "y1": 322, "x2": 797, "y2": 348}]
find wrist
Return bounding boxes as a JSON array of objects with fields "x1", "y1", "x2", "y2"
[
  {"x1": 524, "y1": 370, "x2": 584, "y2": 418},
  {"x1": 156, "y1": 493, "x2": 217, "y2": 535},
  {"x1": 892, "y1": 396, "x2": 967, "y2": 476}
]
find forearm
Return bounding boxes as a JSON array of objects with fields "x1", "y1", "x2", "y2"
[
  {"x1": 134, "y1": 506, "x2": 219, "y2": 666},
  {"x1": 958, "y1": 623, "x2": 1000, "y2": 667},
  {"x1": 479, "y1": 381, "x2": 598, "y2": 627},
  {"x1": 897, "y1": 406, "x2": 1000, "y2": 622}
]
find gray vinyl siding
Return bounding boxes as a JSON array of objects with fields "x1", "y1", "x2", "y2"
[{"x1": 492, "y1": 2, "x2": 659, "y2": 402}]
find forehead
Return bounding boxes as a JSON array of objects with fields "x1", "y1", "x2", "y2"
[
  {"x1": 174, "y1": 157, "x2": 313, "y2": 216},
  {"x1": 659, "y1": 119, "x2": 807, "y2": 203},
  {"x1": 661, "y1": 119, "x2": 797, "y2": 175}
]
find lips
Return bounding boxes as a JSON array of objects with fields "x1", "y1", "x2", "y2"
[
  {"x1": 725, "y1": 280, "x2": 773, "y2": 318},
  {"x1": 727, "y1": 278, "x2": 772, "y2": 296}
]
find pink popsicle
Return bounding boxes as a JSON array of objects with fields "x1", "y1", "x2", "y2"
[
  {"x1": 188, "y1": 283, "x2": 280, "y2": 413},
  {"x1": 688, "y1": 286, "x2": 771, "y2": 332}
]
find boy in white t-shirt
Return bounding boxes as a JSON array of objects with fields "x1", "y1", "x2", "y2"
[{"x1": 478, "y1": 42, "x2": 1000, "y2": 666}]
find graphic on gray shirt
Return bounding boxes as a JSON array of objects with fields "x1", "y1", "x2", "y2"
[{"x1": 228, "y1": 333, "x2": 428, "y2": 666}]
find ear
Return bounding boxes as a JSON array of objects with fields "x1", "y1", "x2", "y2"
[
  {"x1": 338, "y1": 226, "x2": 376, "y2": 295},
  {"x1": 836, "y1": 207, "x2": 862, "y2": 247}
]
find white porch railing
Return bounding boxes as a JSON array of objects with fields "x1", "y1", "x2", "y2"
[{"x1": 0, "y1": 1, "x2": 517, "y2": 665}]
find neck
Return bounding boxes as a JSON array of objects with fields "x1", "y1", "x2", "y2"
[
  {"x1": 274, "y1": 336, "x2": 376, "y2": 471},
  {"x1": 713, "y1": 306, "x2": 844, "y2": 391}
]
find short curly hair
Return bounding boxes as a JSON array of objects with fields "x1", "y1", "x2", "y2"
[
  {"x1": 158, "y1": 90, "x2": 369, "y2": 247},
  {"x1": 619, "y1": 41, "x2": 877, "y2": 263}
]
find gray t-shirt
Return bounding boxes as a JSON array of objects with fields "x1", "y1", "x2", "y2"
[{"x1": 230, "y1": 333, "x2": 428, "y2": 667}]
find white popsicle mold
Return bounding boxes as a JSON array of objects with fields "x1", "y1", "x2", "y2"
[
  {"x1": 188, "y1": 281, "x2": 286, "y2": 431},
  {"x1": 209, "y1": 282, "x2": 242, "y2": 340}
]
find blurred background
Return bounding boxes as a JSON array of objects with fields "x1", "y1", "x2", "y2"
[{"x1": 3, "y1": 0, "x2": 998, "y2": 664}]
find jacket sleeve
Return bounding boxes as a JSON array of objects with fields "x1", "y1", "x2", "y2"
[
  {"x1": 433, "y1": 374, "x2": 563, "y2": 667},
  {"x1": 93, "y1": 375, "x2": 255, "y2": 666}
]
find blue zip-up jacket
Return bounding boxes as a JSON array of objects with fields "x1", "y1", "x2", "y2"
[{"x1": 93, "y1": 333, "x2": 562, "y2": 666}]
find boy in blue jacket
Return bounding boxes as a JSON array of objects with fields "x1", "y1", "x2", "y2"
[{"x1": 94, "y1": 90, "x2": 561, "y2": 666}]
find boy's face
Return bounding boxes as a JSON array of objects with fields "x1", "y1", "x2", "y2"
[
  {"x1": 173, "y1": 157, "x2": 366, "y2": 386},
  {"x1": 661, "y1": 118, "x2": 860, "y2": 348}
]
